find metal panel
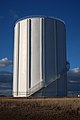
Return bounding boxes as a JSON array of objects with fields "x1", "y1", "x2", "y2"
[
  {"x1": 44, "y1": 80, "x2": 57, "y2": 96},
  {"x1": 13, "y1": 17, "x2": 67, "y2": 97},
  {"x1": 31, "y1": 18, "x2": 42, "y2": 88},
  {"x1": 57, "y1": 74, "x2": 67, "y2": 96},
  {"x1": 56, "y1": 21, "x2": 66, "y2": 74},
  {"x1": 13, "y1": 23, "x2": 19, "y2": 97},
  {"x1": 18, "y1": 20, "x2": 28, "y2": 96},
  {"x1": 56, "y1": 21, "x2": 67, "y2": 96},
  {"x1": 45, "y1": 18, "x2": 57, "y2": 83}
]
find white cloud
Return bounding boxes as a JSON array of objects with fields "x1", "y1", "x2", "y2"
[{"x1": 0, "y1": 57, "x2": 13, "y2": 68}]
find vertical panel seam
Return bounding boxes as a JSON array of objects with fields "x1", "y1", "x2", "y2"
[
  {"x1": 27, "y1": 20, "x2": 28, "y2": 96},
  {"x1": 40, "y1": 18, "x2": 43, "y2": 81},
  {"x1": 29, "y1": 19, "x2": 31, "y2": 89},
  {"x1": 17, "y1": 22, "x2": 20, "y2": 96},
  {"x1": 56, "y1": 21, "x2": 58, "y2": 96}
]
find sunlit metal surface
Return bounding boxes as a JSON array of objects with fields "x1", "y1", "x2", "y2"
[{"x1": 13, "y1": 17, "x2": 67, "y2": 97}]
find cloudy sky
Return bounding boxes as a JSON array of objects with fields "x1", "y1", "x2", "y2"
[
  {"x1": 0, "y1": 0, "x2": 80, "y2": 72},
  {"x1": 0, "y1": 57, "x2": 12, "y2": 71}
]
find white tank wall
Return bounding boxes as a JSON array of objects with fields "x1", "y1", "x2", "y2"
[
  {"x1": 13, "y1": 18, "x2": 43, "y2": 97},
  {"x1": 45, "y1": 18, "x2": 57, "y2": 83},
  {"x1": 31, "y1": 18, "x2": 42, "y2": 88},
  {"x1": 13, "y1": 20, "x2": 29, "y2": 97},
  {"x1": 13, "y1": 17, "x2": 67, "y2": 97},
  {"x1": 18, "y1": 20, "x2": 28, "y2": 96},
  {"x1": 56, "y1": 21, "x2": 67, "y2": 96},
  {"x1": 57, "y1": 21, "x2": 66, "y2": 74},
  {"x1": 13, "y1": 24, "x2": 19, "y2": 97}
]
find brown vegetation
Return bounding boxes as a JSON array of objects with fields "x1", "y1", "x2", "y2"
[{"x1": 0, "y1": 97, "x2": 80, "y2": 120}]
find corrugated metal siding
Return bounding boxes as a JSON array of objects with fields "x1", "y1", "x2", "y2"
[
  {"x1": 18, "y1": 20, "x2": 28, "y2": 96},
  {"x1": 45, "y1": 18, "x2": 57, "y2": 83},
  {"x1": 56, "y1": 21, "x2": 66, "y2": 74},
  {"x1": 57, "y1": 74, "x2": 67, "y2": 96},
  {"x1": 13, "y1": 23, "x2": 19, "y2": 97},
  {"x1": 56, "y1": 21, "x2": 67, "y2": 96},
  {"x1": 31, "y1": 18, "x2": 42, "y2": 88},
  {"x1": 44, "y1": 80, "x2": 57, "y2": 96},
  {"x1": 13, "y1": 17, "x2": 67, "y2": 97}
]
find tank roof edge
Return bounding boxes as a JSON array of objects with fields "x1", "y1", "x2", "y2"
[{"x1": 15, "y1": 15, "x2": 65, "y2": 26}]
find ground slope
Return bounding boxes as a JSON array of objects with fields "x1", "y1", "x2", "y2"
[{"x1": 0, "y1": 97, "x2": 80, "y2": 120}]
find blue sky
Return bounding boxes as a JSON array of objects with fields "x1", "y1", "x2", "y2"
[{"x1": 0, "y1": 0, "x2": 80, "y2": 72}]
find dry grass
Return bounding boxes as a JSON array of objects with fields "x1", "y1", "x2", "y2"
[{"x1": 0, "y1": 97, "x2": 80, "y2": 120}]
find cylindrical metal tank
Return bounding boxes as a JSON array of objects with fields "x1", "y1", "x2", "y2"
[{"x1": 13, "y1": 16, "x2": 67, "y2": 97}]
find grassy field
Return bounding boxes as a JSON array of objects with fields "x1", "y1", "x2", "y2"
[{"x1": 0, "y1": 97, "x2": 80, "y2": 120}]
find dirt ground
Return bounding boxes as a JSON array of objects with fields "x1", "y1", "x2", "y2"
[{"x1": 0, "y1": 97, "x2": 80, "y2": 120}]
